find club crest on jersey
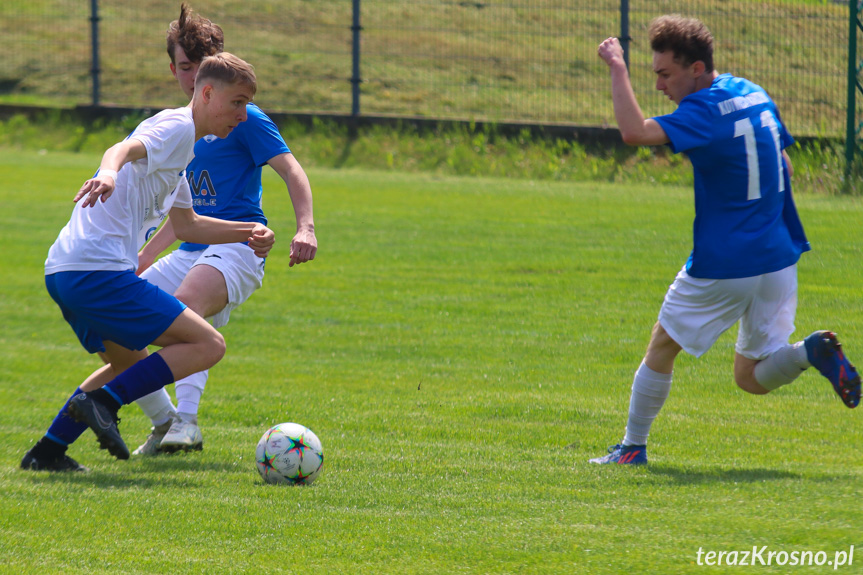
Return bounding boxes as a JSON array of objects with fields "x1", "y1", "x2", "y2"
[{"x1": 203, "y1": 135, "x2": 218, "y2": 143}]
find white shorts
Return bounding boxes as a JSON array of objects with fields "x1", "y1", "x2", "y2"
[
  {"x1": 658, "y1": 264, "x2": 797, "y2": 360},
  {"x1": 140, "y1": 243, "x2": 265, "y2": 329}
]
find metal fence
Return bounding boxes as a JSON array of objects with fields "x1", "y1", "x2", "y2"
[{"x1": 0, "y1": 1, "x2": 850, "y2": 137}]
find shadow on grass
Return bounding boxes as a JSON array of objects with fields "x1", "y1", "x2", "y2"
[
  {"x1": 646, "y1": 464, "x2": 800, "y2": 484},
  {"x1": 19, "y1": 458, "x2": 242, "y2": 489}
]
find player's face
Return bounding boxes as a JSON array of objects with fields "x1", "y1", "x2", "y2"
[
  {"x1": 202, "y1": 83, "x2": 253, "y2": 138},
  {"x1": 170, "y1": 46, "x2": 199, "y2": 100},
  {"x1": 652, "y1": 51, "x2": 699, "y2": 105}
]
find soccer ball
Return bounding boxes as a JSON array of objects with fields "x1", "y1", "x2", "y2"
[{"x1": 255, "y1": 422, "x2": 324, "y2": 485}]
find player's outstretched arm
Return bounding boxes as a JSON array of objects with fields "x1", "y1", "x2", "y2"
[
  {"x1": 168, "y1": 206, "x2": 275, "y2": 257},
  {"x1": 267, "y1": 152, "x2": 317, "y2": 267},
  {"x1": 597, "y1": 37, "x2": 669, "y2": 147},
  {"x1": 74, "y1": 139, "x2": 148, "y2": 207}
]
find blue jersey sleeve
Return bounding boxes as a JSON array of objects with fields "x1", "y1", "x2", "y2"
[
  {"x1": 773, "y1": 105, "x2": 795, "y2": 150},
  {"x1": 653, "y1": 97, "x2": 716, "y2": 154},
  {"x1": 236, "y1": 104, "x2": 291, "y2": 167}
]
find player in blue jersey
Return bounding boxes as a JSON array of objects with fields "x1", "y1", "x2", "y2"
[
  {"x1": 21, "y1": 53, "x2": 275, "y2": 471},
  {"x1": 94, "y1": 4, "x2": 317, "y2": 456},
  {"x1": 589, "y1": 15, "x2": 860, "y2": 465}
]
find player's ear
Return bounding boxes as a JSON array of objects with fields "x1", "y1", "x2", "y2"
[
  {"x1": 690, "y1": 60, "x2": 706, "y2": 78},
  {"x1": 199, "y1": 83, "x2": 213, "y2": 103}
]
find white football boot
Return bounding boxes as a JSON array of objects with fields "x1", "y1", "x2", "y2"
[
  {"x1": 132, "y1": 412, "x2": 179, "y2": 456},
  {"x1": 159, "y1": 413, "x2": 204, "y2": 453}
]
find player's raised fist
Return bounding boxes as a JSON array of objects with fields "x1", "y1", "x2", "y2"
[{"x1": 597, "y1": 37, "x2": 625, "y2": 67}]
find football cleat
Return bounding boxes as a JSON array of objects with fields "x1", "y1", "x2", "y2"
[
  {"x1": 804, "y1": 331, "x2": 861, "y2": 408},
  {"x1": 67, "y1": 393, "x2": 130, "y2": 460},
  {"x1": 159, "y1": 417, "x2": 203, "y2": 453},
  {"x1": 589, "y1": 443, "x2": 647, "y2": 465},
  {"x1": 21, "y1": 450, "x2": 89, "y2": 472},
  {"x1": 132, "y1": 417, "x2": 177, "y2": 456}
]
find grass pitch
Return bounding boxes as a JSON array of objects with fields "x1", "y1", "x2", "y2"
[{"x1": 1, "y1": 148, "x2": 862, "y2": 574}]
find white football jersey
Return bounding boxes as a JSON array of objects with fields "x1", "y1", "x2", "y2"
[{"x1": 45, "y1": 108, "x2": 195, "y2": 274}]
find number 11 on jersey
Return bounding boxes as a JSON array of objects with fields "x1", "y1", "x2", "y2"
[{"x1": 733, "y1": 110, "x2": 785, "y2": 201}]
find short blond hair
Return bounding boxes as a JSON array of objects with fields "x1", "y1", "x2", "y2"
[{"x1": 195, "y1": 52, "x2": 257, "y2": 96}]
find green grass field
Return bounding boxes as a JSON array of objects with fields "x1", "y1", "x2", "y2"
[{"x1": 1, "y1": 147, "x2": 863, "y2": 574}]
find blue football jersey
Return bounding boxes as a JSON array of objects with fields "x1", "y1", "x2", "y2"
[
  {"x1": 653, "y1": 74, "x2": 810, "y2": 279},
  {"x1": 180, "y1": 103, "x2": 290, "y2": 251}
]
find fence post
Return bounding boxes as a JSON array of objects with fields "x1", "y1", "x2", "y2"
[
  {"x1": 89, "y1": 0, "x2": 101, "y2": 107},
  {"x1": 846, "y1": 0, "x2": 861, "y2": 177},
  {"x1": 620, "y1": 0, "x2": 630, "y2": 69},
  {"x1": 351, "y1": 0, "x2": 362, "y2": 117}
]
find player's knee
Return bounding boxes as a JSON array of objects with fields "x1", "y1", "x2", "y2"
[
  {"x1": 211, "y1": 331, "x2": 227, "y2": 363},
  {"x1": 200, "y1": 331, "x2": 226, "y2": 368},
  {"x1": 734, "y1": 357, "x2": 770, "y2": 394},
  {"x1": 650, "y1": 322, "x2": 675, "y2": 347},
  {"x1": 644, "y1": 322, "x2": 682, "y2": 371},
  {"x1": 734, "y1": 373, "x2": 770, "y2": 395}
]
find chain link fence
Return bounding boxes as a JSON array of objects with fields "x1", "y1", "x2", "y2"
[{"x1": 0, "y1": 0, "x2": 850, "y2": 137}]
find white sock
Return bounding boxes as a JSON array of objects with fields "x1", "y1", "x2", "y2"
[
  {"x1": 135, "y1": 388, "x2": 177, "y2": 427},
  {"x1": 623, "y1": 361, "x2": 673, "y2": 446},
  {"x1": 178, "y1": 412, "x2": 199, "y2": 425},
  {"x1": 754, "y1": 342, "x2": 810, "y2": 391},
  {"x1": 175, "y1": 369, "x2": 208, "y2": 416}
]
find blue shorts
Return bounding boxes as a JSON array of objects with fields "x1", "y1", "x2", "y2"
[{"x1": 45, "y1": 270, "x2": 187, "y2": 354}]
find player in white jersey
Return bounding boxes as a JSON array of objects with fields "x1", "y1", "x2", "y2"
[
  {"x1": 97, "y1": 3, "x2": 316, "y2": 455},
  {"x1": 21, "y1": 53, "x2": 275, "y2": 472},
  {"x1": 589, "y1": 15, "x2": 860, "y2": 465}
]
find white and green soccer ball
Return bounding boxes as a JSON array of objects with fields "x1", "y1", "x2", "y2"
[{"x1": 255, "y1": 422, "x2": 324, "y2": 485}]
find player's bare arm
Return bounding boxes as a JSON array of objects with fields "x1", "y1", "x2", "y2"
[
  {"x1": 782, "y1": 150, "x2": 793, "y2": 178},
  {"x1": 168, "y1": 206, "x2": 275, "y2": 258},
  {"x1": 267, "y1": 152, "x2": 317, "y2": 267},
  {"x1": 597, "y1": 37, "x2": 669, "y2": 147},
  {"x1": 74, "y1": 139, "x2": 148, "y2": 207}
]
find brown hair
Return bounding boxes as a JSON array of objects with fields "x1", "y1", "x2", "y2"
[
  {"x1": 195, "y1": 52, "x2": 257, "y2": 96},
  {"x1": 166, "y1": 3, "x2": 224, "y2": 64},
  {"x1": 649, "y1": 15, "x2": 714, "y2": 72}
]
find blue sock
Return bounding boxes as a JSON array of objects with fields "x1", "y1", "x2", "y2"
[
  {"x1": 45, "y1": 387, "x2": 88, "y2": 447},
  {"x1": 104, "y1": 353, "x2": 175, "y2": 405}
]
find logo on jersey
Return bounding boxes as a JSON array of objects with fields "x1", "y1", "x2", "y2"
[
  {"x1": 187, "y1": 170, "x2": 218, "y2": 207},
  {"x1": 203, "y1": 135, "x2": 219, "y2": 143},
  {"x1": 145, "y1": 226, "x2": 158, "y2": 242}
]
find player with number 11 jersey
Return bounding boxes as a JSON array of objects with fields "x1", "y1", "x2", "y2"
[
  {"x1": 590, "y1": 15, "x2": 860, "y2": 467},
  {"x1": 654, "y1": 73, "x2": 809, "y2": 279}
]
